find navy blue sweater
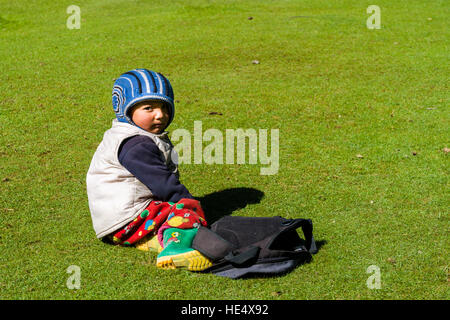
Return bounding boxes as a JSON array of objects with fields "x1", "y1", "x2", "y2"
[{"x1": 118, "y1": 135, "x2": 193, "y2": 203}]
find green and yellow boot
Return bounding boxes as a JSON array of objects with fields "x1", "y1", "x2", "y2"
[{"x1": 156, "y1": 228, "x2": 212, "y2": 271}]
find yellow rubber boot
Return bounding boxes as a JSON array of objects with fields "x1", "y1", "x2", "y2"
[{"x1": 135, "y1": 234, "x2": 163, "y2": 253}]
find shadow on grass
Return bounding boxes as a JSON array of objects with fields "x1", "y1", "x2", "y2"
[{"x1": 195, "y1": 187, "x2": 265, "y2": 224}]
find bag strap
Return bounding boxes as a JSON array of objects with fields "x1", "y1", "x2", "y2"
[
  {"x1": 224, "y1": 246, "x2": 260, "y2": 266},
  {"x1": 223, "y1": 218, "x2": 317, "y2": 266},
  {"x1": 192, "y1": 218, "x2": 318, "y2": 263},
  {"x1": 290, "y1": 218, "x2": 318, "y2": 254},
  {"x1": 192, "y1": 226, "x2": 237, "y2": 261}
]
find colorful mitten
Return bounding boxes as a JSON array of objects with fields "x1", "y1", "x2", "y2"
[{"x1": 156, "y1": 228, "x2": 212, "y2": 271}]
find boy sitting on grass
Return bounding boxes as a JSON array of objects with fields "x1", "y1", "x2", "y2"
[{"x1": 86, "y1": 68, "x2": 212, "y2": 271}]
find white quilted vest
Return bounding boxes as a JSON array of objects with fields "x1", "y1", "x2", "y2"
[{"x1": 86, "y1": 119, "x2": 178, "y2": 238}]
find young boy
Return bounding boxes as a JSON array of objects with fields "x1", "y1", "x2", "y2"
[{"x1": 86, "y1": 69, "x2": 212, "y2": 271}]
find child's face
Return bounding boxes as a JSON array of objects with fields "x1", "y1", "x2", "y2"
[{"x1": 130, "y1": 101, "x2": 170, "y2": 133}]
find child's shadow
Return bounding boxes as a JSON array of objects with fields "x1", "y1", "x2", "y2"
[{"x1": 195, "y1": 187, "x2": 265, "y2": 224}]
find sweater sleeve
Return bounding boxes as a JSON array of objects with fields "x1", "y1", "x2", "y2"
[{"x1": 118, "y1": 135, "x2": 193, "y2": 203}]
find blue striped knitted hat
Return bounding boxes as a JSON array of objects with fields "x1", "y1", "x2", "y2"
[{"x1": 112, "y1": 69, "x2": 175, "y2": 128}]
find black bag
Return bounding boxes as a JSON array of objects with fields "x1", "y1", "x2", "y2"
[{"x1": 192, "y1": 216, "x2": 318, "y2": 279}]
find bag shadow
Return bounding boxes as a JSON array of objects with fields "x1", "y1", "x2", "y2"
[{"x1": 195, "y1": 187, "x2": 265, "y2": 224}]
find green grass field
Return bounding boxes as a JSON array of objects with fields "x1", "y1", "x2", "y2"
[{"x1": 0, "y1": 0, "x2": 448, "y2": 300}]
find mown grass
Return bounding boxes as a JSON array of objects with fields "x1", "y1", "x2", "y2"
[{"x1": 0, "y1": 0, "x2": 448, "y2": 299}]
